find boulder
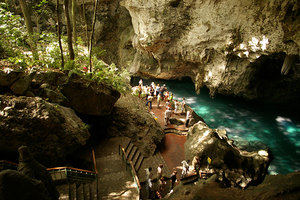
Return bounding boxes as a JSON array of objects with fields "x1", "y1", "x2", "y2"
[
  {"x1": 184, "y1": 121, "x2": 271, "y2": 188},
  {"x1": 10, "y1": 74, "x2": 32, "y2": 95},
  {"x1": 60, "y1": 74, "x2": 120, "y2": 116},
  {"x1": 18, "y1": 146, "x2": 59, "y2": 200},
  {"x1": 0, "y1": 70, "x2": 22, "y2": 87},
  {"x1": 31, "y1": 71, "x2": 120, "y2": 116},
  {"x1": 108, "y1": 94, "x2": 164, "y2": 156},
  {"x1": 0, "y1": 95, "x2": 90, "y2": 166},
  {"x1": 0, "y1": 169, "x2": 50, "y2": 200}
]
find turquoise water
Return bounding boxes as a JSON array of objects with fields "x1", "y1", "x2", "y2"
[{"x1": 134, "y1": 78, "x2": 300, "y2": 174}]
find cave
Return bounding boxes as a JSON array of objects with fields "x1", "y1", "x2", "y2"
[{"x1": 0, "y1": 0, "x2": 299, "y2": 200}]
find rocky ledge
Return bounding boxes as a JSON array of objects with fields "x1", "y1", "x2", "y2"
[
  {"x1": 185, "y1": 121, "x2": 271, "y2": 188},
  {"x1": 0, "y1": 68, "x2": 121, "y2": 166},
  {"x1": 108, "y1": 94, "x2": 164, "y2": 156}
]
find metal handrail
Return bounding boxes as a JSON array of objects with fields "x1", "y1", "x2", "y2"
[
  {"x1": 0, "y1": 160, "x2": 18, "y2": 166},
  {"x1": 47, "y1": 167, "x2": 97, "y2": 174},
  {"x1": 0, "y1": 161, "x2": 96, "y2": 174},
  {"x1": 119, "y1": 145, "x2": 141, "y2": 197}
]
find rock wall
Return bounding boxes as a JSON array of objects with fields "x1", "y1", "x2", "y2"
[
  {"x1": 81, "y1": 0, "x2": 299, "y2": 105},
  {"x1": 120, "y1": 0, "x2": 299, "y2": 104}
]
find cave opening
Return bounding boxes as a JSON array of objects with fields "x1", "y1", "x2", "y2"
[{"x1": 247, "y1": 53, "x2": 300, "y2": 108}]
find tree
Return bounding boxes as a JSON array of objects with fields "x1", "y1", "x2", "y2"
[
  {"x1": 71, "y1": 0, "x2": 77, "y2": 45},
  {"x1": 89, "y1": 0, "x2": 99, "y2": 72},
  {"x1": 18, "y1": 0, "x2": 39, "y2": 60},
  {"x1": 82, "y1": 1, "x2": 89, "y2": 47},
  {"x1": 63, "y1": 0, "x2": 75, "y2": 60},
  {"x1": 56, "y1": 0, "x2": 64, "y2": 68}
]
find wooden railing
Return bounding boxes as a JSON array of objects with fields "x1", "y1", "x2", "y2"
[{"x1": 119, "y1": 145, "x2": 141, "y2": 199}]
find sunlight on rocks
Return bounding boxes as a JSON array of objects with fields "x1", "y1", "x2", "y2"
[
  {"x1": 248, "y1": 36, "x2": 269, "y2": 52},
  {"x1": 258, "y1": 150, "x2": 268, "y2": 157},
  {"x1": 260, "y1": 36, "x2": 269, "y2": 51},
  {"x1": 243, "y1": 51, "x2": 249, "y2": 57},
  {"x1": 249, "y1": 37, "x2": 260, "y2": 51}
]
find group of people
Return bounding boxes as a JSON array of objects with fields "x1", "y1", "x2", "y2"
[
  {"x1": 145, "y1": 156, "x2": 203, "y2": 199},
  {"x1": 133, "y1": 79, "x2": 192, "y2": 127},
  {"x1": 145, "y1": 164, "x2": 178, "y2": 199}
]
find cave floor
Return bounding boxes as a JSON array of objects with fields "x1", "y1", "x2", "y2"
[{"x1": 145, "y1": 98, "x2": 188, "y2": 181}]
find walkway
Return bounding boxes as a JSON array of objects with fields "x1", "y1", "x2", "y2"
[
  {"x1": 94, "y1": 137, "x2": 139, "y2": 200},
  {"x1": 146, "y1": 98, "x2": 188, "y2": 182}
]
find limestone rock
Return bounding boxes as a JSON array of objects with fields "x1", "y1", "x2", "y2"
[
  {"x1": 0, "y1": 169, "x2": 50, "y2": 200},
  {"x1": 18, "y1": 146, "x2": 59, "y2": 200},
  {"x1": 166, "y1": 172, "x2": 300, "y2": 200},
  {"x1": 10, "y1": 75, "x2": 32, "y2": 95},
  {"x1": 60, "y1": 74, "x2": 121, "y2": 116},
  {"x1": 120, "y1": 0, "x2": 299, "y2": 104},
  {"x1": 184, "y1": 121, "x2": 271, "y2": 188},
  {"x1": 0, "y1": 95, "x2": 90, "y2": 166},
  {"x1": 108, "y1": 94, "x2": 164, "y2": 156},
  {"x1": 0, "y1": 70, "x2": 22, "y2": 87}
]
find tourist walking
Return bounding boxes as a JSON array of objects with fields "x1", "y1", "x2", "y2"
[
  {"x1": 181, "y1": 97, "x2": 186, "y2": 114},
  {"x1": 146, "y1": 95, "x2": 154, "y2": 109},
  {"x1": 185, "y1": 110, "x2": 192, "y2": 127},
  {"x1": 181, "y1": 160, "x2": 189, "y2": 178},
  {"x1": 170, "y1": 170, "x2": 178, "y2": 189},
  {"x1": 192, "y1": 156, "x2": 200, "y2": 176},
  {"x1": 157, "y1": 93, "x2": 162, "y2": 108},
  {"x1": 145, "y1": 167, "x2": 153, "y2": 199},
  {"x1": 157, "y1": 164, "x2": 163, "y2": 180},
  {"x1": 139, "y1": 79, "x2": 143, "y2": 86}
]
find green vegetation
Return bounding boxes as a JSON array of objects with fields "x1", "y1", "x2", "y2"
[{"x1": 0, "y1": 2, "x2": 130, "y2": 93}]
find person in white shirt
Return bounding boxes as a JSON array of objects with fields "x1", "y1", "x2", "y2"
[{"x1": 157, "y1": 164, "x2": 163, "y2": 180}]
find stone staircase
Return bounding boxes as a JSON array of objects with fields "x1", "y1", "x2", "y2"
[
  {"x1": 56, "y1": 181, "x2": 98, "y2": 200},
  {"x1": 94, "y1": 137, "x2": 139, "y2": 200},
  {"x1": 123, "y1": 140, "x2": 144, "y2": 174}
]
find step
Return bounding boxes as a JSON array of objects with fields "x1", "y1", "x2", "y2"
[
  {"x1": 125, "y1": 143, "x2": 134, "y2": 159},
  {"x1": 132, "y1": 151, "x2": 141, "y2": 167},
  {"x1": 124, "y1": 139, "x2": 131, "y2": 152},
  {"x1": 82, "y1": 183, "x2": 88, "y2": 200},
  {"x1": 135, "y1": 155, "x2": 144, "y2": 172},
  {"x1": 75, "y1": 183, "x2": 83, "y2": 200},
  {"x1": 128, "y1": 146, "x2": 137, "y2": 162}
]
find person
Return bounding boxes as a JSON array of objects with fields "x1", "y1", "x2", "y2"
[
  {"x1": 138, "y1": 85, "x2": 142, "y2": 98},
  {"x1": 145, "y1": 167, "x2": 153, "y2": 199},
  {"x1": 185, "y1": 110, "x2": 192, "y2": 127},
  {"x1": 157, "y1": 164, "x2": 163, "y2": 180},
  {"x1": 192, "y1": 156, "x2": 200, "y2": 176},
  {"x1": 174, "y1": 100, "x2": 180, "y2": 114},
  {"x1": 164, "y1": 107, "x2": 172, "y2": 126},
  {"x1": 181, "y1": 160, "x2": 189, "y2": 178},
  {"x1": 169, "y1": 93, "x2": 173, "y2": 101},
  {"x1": 158, "y1": 176, "x2": 166, "y2": 196},
  {"x1": 170, "y1": 170, "x2": 178, "y2": 189},
  {"x1": 157, "y1": 93, "x2": 162, "y2": 108},
  {"x1": 146, "y1": 95, "x2": 154, "y2": 109},
  {"x1": 149, "y1": 86, "x2": 154, "y2": 96},
  {"x1": 181, "y1": 97, "x2": 186, "y2": 114},
  {"x1": 139, "y1": 79, "x2": 143, "y2": 86},
  {"x1": 155, "y1": 84, "x2": 160, "y2": 97}
]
